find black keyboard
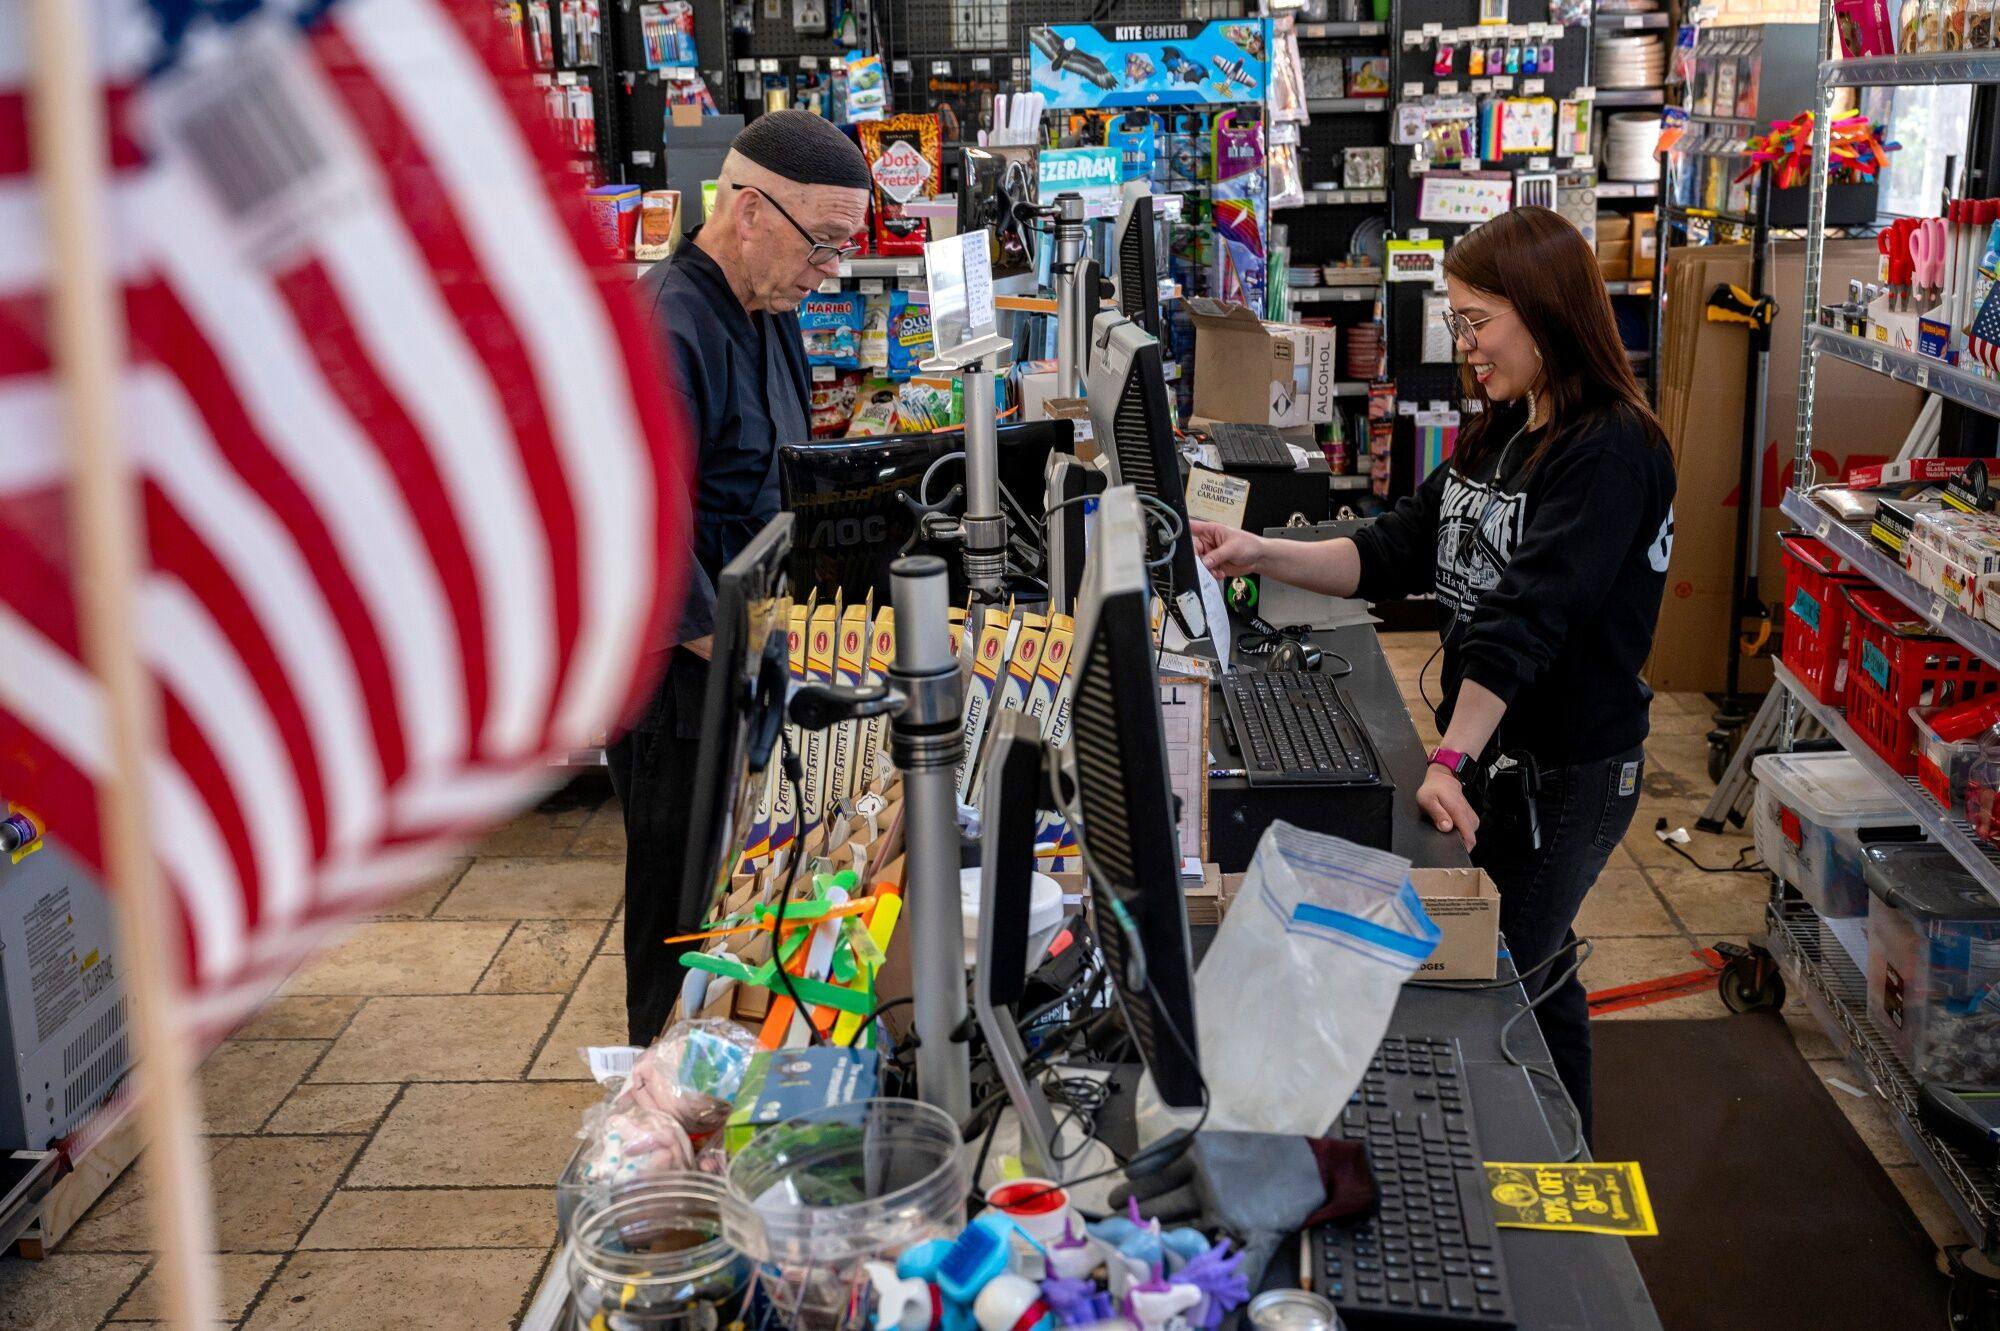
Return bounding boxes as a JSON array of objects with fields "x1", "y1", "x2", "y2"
[
  {"x1": 1205, "y1": 422, "x2": 1297, "y2": 471},
  {"x1": 1308, "y1": 1036, "x2": 1518, "y2": 1329},
  {"x1": 1219, "y1": 670, "x2": 1382, "y2": 787}
]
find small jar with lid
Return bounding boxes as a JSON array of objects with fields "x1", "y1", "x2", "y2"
[{"x1": 568, "y1": 1176, "x2": 751, "y2": 1331}]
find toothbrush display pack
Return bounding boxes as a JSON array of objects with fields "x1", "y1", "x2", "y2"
[{"x1": 1027, "y1": 20, "x2": 1272, "y2": 109}]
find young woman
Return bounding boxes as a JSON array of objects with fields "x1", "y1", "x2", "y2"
[{"x1": 1192, "y1": 206, "x2": 1676, "y2": 1141}]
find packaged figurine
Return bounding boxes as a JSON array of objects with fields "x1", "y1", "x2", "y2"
[{"x1": 859, "y1": 114, "x2": 942, "y2": 255}]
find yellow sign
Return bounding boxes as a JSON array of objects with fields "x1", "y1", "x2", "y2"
[{"x1": 1482, "y1": 1161, "x2": 1658, "y2": 1237}]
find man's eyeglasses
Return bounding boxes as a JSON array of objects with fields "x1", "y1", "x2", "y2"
[
  {"x1": 1441, "y1": 307, "x2": 1500, "y2": 350},
  {"x1": 733, "y1": 183, "x2": 860, "y2": 268}
]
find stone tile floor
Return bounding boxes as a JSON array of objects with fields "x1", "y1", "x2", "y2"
[{"x1": 0, "y1": 632, "x2": 1958, "y2": 1328}]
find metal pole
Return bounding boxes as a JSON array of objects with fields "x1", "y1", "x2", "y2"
[
  {"x1": 888, "y1": 556, "x2": 972, "y2": 1124},
  {"x1": 1723, "y1": 165, "x2": 1775, "y2": 716},
  {"x1": 958, "y1": 361, "x2": 1007, "y2": 603},
  {"x1": 1053, "y1": 194, "x2": 1089, "y2": 398}
]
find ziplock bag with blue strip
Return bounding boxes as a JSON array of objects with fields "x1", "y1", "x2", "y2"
[{"x1": 1143, "y1": 821, "x2": 1438, "y2": 1140}]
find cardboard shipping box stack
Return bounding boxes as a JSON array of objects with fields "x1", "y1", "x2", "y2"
[
  {"x1": 1186, "y1": 297, "x2": 1337, "y2": 432},
  {"x1": 1649, "y1": 238, "x2": 1923, "y2": 694}
]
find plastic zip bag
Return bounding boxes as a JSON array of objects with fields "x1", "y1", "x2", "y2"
[{"x1": 1141, "y1": 821, "x2": 1438, "y2": 1140}]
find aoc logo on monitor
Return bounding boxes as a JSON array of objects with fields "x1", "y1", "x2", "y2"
[{"x1": 805, "y1": 516, "x2": 890, "y2": 547}]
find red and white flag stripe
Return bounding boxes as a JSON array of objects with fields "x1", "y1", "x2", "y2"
[{"x1": 0, "y1": 0, "x2": 690, "y2": 1038}]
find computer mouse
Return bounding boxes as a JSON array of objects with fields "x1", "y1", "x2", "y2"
[{"x1": 1264, "y1": 638, "x2": 1322, "y2": 673}]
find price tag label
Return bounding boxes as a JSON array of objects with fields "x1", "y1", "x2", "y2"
[
  {"x1": 1524, "y1": 77, "x2": 1545, "y2": 94},
  {"x1": 555, "y1": 70, "x2": 578, "y2": 84},
  {"x1": 1816, "y1": 517, "x2": 1832, "y2": 540},
  {"x1": 1471, "y1": 78, "x2": 1492, "y2": 92},
  {"x1": 1624, "y1": 14, "x2": 1647, "y2": 25},
  {"x1": 1458, "y1": 158, "x2": 1479, "y2": 171},
  {"x1": 1404, "y1": 29, "x2": 1427, "y2": 47},
  {"x1": 758, "y1": 58, "x2": 780, "y2": 72},
  {"x1": 932, "y1": 60, "x2": 952, "y2": 74},
  {"x1": 1423, "y1": 21, "x2": 1444, "y2": 35},
  {"x1": 812, "y1": 365, "x2": 836, "y2": 382},
  {"x1": 973, "y1": 57, "x2": 991, "y2": 71},
  {"x1": 892, "y1": 59, "x2": 911, "y2": 73},
  {"x1": 1409, "y1": 227, "x2": 1430, "y2": 241},
  {"x1": 1932, "y1": 595, "x2": 1950, "y2": 626},
  {"x1": 735, "y1": 58, "x2": 756, "y2": 71},
  {"x1": 1403, "y1": 81, "x2": 1427, "y2": 96},
  {"x1": 1575, "y1": 154, "x2": 1596, "y2": 171},
  {"x1": 1491, "y1": 74, "x2": 1514, "y2": 89},
  {"x1": 631, "y1": 150, "x2": 657, "y2": 166},
  {"x1": 859, "y1": 278, "x2": 885, "y2": 294},
  {"x1": 1576, "y1": 85, "x2": 1597, "y2": 99},
  {"x1": 800, "y1": 55, "x2": 819, "y2": 68},
  {"x1": 1439, "y1": 79, "x2": 1459, "y2": 94},
  {"x1": 1530, "y1": 156, "x2": 1550, "y2": 170},
  {"x1": 1398, "y1": 400, "x2": 1419, "y2": 416}
]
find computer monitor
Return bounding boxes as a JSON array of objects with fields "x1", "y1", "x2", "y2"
[
  {"x1": 777, "y1": 421, "x2": 1075, "y2": 603},
  {"x1": 1113, "y1": 188, "x2": 1162, "y2": 338},
  {"x1": 1065, "y1": 486, "x2": 1202, "y2": 1108},
  {"x1": 679, "y1": 514, "x2": 794, "y2": 934},
  {"x1": 1086, "y1": 310, "x2": 1208, "y2": 642}
]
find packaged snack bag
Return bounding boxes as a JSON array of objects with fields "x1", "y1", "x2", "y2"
[{"x1": 859, "y1": 114, "x2": 942, "y2": 255}]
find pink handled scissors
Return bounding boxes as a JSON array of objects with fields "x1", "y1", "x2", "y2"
[{"x1": 1911, "y1": 216, "x2": 1948, "y2": 307}]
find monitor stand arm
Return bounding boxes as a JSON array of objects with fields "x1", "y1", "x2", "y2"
[{"x1": 974, "y1": 711, "x2": 1066, "y2": 1178}]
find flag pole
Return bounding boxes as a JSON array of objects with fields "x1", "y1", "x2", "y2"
[{"x1": 25, "y1": 1, "x2": 223, "y2": 1325}]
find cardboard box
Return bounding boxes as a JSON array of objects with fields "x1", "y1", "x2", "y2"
[
  {"x1": 1847, "y1": 457, "x2": 1974, "y2": 489},
  {"x1": 1186, "y1": 298, "x2": 1335, "y2": 429},
  {"x1": 1645, "y1": 239, "x2": 1924, "y2": 693},
  {"x1": 1408, "y1": 868, "x2": 1501, "y2": 981}
]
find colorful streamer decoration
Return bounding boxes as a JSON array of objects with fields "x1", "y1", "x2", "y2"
[{"x1": 1734, "y1": 111, "x2": 1900, "y2": 189}]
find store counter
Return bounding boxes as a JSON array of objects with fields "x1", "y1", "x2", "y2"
[{"x1": 1212, "y1": 623, "x2": 1661, "y2": 1330}]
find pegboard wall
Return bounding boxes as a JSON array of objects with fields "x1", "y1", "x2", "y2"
[{"x1": 1382, "y1": 0, "x2": 1590, "y2": 496}]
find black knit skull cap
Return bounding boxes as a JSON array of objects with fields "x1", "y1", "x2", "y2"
[{"x1": 732, "y1": 110, "x2": 871, "y2": 191}]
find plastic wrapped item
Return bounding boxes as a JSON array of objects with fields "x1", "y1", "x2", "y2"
[
  {"x1": 619, "y1": 1019, "x2": 760, "y2": 1143},
  {"x1": 1144, "y1": 822, "x2": 1435, "y2": 1139},
  {"x1": 722, "y1": 1098, "x2": 967, "y2": 1331},
  {"x1": 1268, "y1": 141, "x2": 1305, "y2": 212},
  {"x1": 568, "y1": 1176, "x2": 753, "y2": 1330},
  {"x1": 801, "y1": 292, "x2": 864, "y2": 368},
  {"x1": 1750, "y1": 752, "x2": 1922, "y2": 918},
  {"x1": 1864, "y1": 843, "x2": 2000, "y2": 1083},
  {"x1": 579, "y1": 1100, "x2": 698, "y2": 1187}
]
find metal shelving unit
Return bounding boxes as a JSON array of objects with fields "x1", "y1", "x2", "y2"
[
  {"x1": 1777, "y1": 7, "x2": 2000, "y2": 1295},
  {"x1": 1290, "y1": 284, "x2": 1382, "y2": 303},
  {"x1": 1594, "y1": 87, "x2": 1666, "y2": 106},
  {"x1": 1767, "y1": 897, "x2": 2000, "y2": 1250}
]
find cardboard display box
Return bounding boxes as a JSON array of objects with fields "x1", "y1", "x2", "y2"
[
  {"x1": 1186, "y1": 297, "x2": 1336, "y2": 429},
  {"x1": 1408, "y1": 868, "x2": 1501, "y2": 981}
]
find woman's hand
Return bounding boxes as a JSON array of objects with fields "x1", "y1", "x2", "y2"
[
  {"x1": 1417, "y1": 764, "x2": 1480, "y2": 852},
  {"x1": 1190, "y1": 520, "x2": 1265, "y2": 579}
]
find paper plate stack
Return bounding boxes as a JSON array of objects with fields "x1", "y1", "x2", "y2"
[
  {"x1": 1592, "y1": 32, "x2": 1665, "y2": 88},
  {"x1": 1604, "y1": 112, "x2": 1665, "y2": 181}
]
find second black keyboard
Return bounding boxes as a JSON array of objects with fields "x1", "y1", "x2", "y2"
[
  {"x1": 1205, "y1": 421, "x2": 1298, "y2": 471},
  {"x1": 1219, "y1": 670, "x2": 1382, "y2": 786},
  {"x1": 1308, "y1": 1035, "x2": 1519, "y2": 1328}
]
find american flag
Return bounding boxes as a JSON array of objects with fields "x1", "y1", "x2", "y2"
[{"x1": 0, "y1": 0, "x2": 690, "y2": 1040}]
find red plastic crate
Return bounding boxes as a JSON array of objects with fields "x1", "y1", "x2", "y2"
[
  {"x1": 1841, "y1": 585, "x2": 2000, "y2": 774},
  {"x1": 1779, "y1": 533, "x2": 1867, "y2": 704}
]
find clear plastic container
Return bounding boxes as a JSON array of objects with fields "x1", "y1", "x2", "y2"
[
  {"x1": 569, "y1": 1176, "x2": 752, "y2": 1331},
  {"x1": 1864, "y1": 844, "x2": 2000, "y2": 1084},
  {"x1": 1752, "y1": 752, "x2": 1922, "y2": 918},
  {"x1": 722, "y1": 1098, "x2": 967, "y2": 1330}
]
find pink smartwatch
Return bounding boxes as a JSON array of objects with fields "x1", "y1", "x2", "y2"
[{"x1": 1428, "y1": 747, "x2": 1476, "y2": 781}]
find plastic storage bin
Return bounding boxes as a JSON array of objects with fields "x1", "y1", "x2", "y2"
[
  {"x1": 1864, "y1": 843, "x2": 2000, "y2": 1084},
  {"x1": 1779, "y1": 533, "x2": 1866, "y2": 704},
  {"x1": 1914, "y1": 708, "x2": 1988, "y2": 811},
  {"x1": 1752, "y1": 752, "x2": 1921, "y2": 917},
  {"x1": 1842, "y1": 585, "x2": 2000, "y2": 774}
]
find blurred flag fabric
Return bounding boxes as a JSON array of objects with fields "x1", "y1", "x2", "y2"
[{"x1": 0, "y1": 0, "x2": 690, "y2": 1042}]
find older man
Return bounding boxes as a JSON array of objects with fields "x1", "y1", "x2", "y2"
[{"x1": 617, "y1": 111, "x2": 872, "y2": 1044}]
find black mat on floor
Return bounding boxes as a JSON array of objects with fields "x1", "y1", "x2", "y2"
[{"x1": 1592, "y1": 1014, "x2": 1948, "y2": 1330}]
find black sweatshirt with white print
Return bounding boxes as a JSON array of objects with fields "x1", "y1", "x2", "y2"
[{"x1": 1352, "y1": 402, "x2": 1677, "y2": 767}]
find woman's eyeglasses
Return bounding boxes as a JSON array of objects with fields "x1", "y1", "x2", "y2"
[
  {"x1": 733, "y1": 183, "x2": 860, "y2": 268},
  {"x1": 1441, "y1": 307, "x2": 1499, "y2": 350}
]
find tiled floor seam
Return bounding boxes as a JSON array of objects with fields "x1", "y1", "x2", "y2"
[
  {"x1": 94, "y1": 1255, "x2": 159, "y2": 1330},
  {"x1": 248, "y1": 1013, "x2": 361, "y2": 1135},
  {"x1": 423, "y1": 859, "x2": 477, "y2": 919},
  {"x1": 234, "y1": 1082, "x2": 416, "y2": 1328},
  {"x1": 469, "y1": 919, "x2": 525, "y2": 994},
  {"x1": 520, "y1": 948, "x2": 599, "y2": 1079},
  {"x1": 512, "y1": 1243, "x2": 562, "y2": 1329}
]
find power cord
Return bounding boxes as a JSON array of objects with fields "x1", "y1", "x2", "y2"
[
  {"x1": 1656, "y1": 828, "x2": 1766, "y2": 875},
  {"x1": 1496, "y1": 937, "x2": 1594, "y2": 1163},
  {"x1": 771, "y1": 736, "x2": 823, "y2": 1047}
]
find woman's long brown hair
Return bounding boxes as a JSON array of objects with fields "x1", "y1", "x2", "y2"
[{"x1": 1442, "y1": 205, "x2": 1669, "y2": 477}]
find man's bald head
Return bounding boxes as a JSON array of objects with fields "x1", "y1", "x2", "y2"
[{"x1": 699, "y1": 114, "x2": 872, "y2": 314}]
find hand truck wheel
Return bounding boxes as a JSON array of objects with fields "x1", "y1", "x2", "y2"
[{"x1": 1714, "y1": 942, "x2": 1785, "y2": 1014}]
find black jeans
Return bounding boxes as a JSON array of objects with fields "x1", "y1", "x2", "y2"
[
  {"x1": 1471, "y1": 743, "x2": 1645, "y2": 1146},
  {"x1": 606, "y1": 669, "x2": 708, "y2": 1047}
]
